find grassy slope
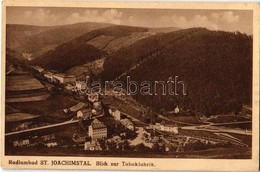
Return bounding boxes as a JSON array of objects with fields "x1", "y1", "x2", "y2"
[{"x1": 8, "y1": 22, "x2": 112, "y2": 58}]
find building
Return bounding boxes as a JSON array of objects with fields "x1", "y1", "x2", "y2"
[
  {"x1": 75, "y1": 81, "x2": 87, "y2": 90},
  {"x1": 120, "y1": 119, "x2": 134, "y2": 131},
  {"x1": 44, "y1": 72, "x2": 54, "y2": 82},
  {"x1": 46, "y1": 142, "x2": 58, "y2": 147},
  {"x1": 13, "y1": 139, "x2": 30, "y2": 147},
  {"x1": 153, "y1": 122, "x2": 178, "y2": 134},
  {"x1": 53, "y1": 73, "x2": 76, "y2": 84},
  {"x1": 109, "y1": 108, "x2": 121, "y2": 120},
  {"x1": 41, "y1": 134, "x2": 55, "y2": 142},
  {"x1": 174, "y1": 105, "x2": 180, "y2": 114},
  {"x1": 31, "y1": 66, "x2": 44, "y2": 73},
  {"x1": 88, "y1": 119, "x2": 107, "y2": 140},
  {"x1": 84, "y1": 140, "x2": 102, "y2": 151},
  {"x1": 68, "y1": 102, "x2": 86, "y2": 112},
  {"x1": 77, "y1": 108, "x2": 92, "y2": 120},
  {"x1": 161, "y1": 124, "x2": 178, "y2": 134}
]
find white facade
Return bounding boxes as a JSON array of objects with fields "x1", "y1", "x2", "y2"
[
  {"x1": 13, "y1": 139, "x2": 30, "y2": 147},
  {"x1": 88, "y1": 119, "x2": 107, "y2": 140},
  {"x1": 161, "y1": 125, "x2": 178, "y2": 134},
  {"x1": 53, "y1": 74, "x2": 76, "y2": 84},
  {"x1": 44, "y1": 72, "x2": 54, "y2": 82},
  {"x1": 152, "y1": 123, "x2": 178, "y2": 134},
  {"x1": 174, "y1": 105, "x2": 180, "y2": 113},
  {"x1": 46, "y1": 142, "x2": 58, "y2": 147}
]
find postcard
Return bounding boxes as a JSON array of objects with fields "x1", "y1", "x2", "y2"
[{"x1": 1, "y1": 0, "x2": 259, "y2": 171}]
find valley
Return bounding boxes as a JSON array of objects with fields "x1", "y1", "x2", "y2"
[{"x1": 5, "y1": 21, "x2": 252, "y2": 158}]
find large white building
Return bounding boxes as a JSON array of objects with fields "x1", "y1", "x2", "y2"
[
  {"x1": 53, "y1": 74, "x2": 76, "y2": 84},
  {"x1": 88, "y1": 119, "x2": 107, "y2": 140},
  {"x1": 152, "y1": 123, "x2": 178, "y2": 134}
]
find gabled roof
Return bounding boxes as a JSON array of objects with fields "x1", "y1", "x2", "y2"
[
  {"x1": 70, "y1": 102, "x2": 86, "y2": 112},
  {"x1": 120, "y1": 118, "x2": 134, "y2": 126},
  {"x1": 91, "y1": 119, "x2": 106, "y2": 130}
]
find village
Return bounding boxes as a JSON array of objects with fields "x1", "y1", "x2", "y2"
[{"x1": 5, "y1": 65, "x2": 252, "y2": 158}]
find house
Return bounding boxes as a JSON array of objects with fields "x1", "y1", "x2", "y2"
[
  {"x1": 174, "y1": 105, "x2": 180, "y2": 113},
  {"x1": 109, "y1": 108, "x2": 121, "y2": 120},
  {"x1": 53, "y1": 73, "x2": 76, "y2": 84},
  {"x1": 75, "y1": 81, "x2": 87, "y2": 90},
  {"x1": 77, "y1": 108, "x2": 92, "y2": 120},
  {"x1": 120, "y1": 119, "x2": 135, "y2": 131},
  {"x1": 84, "y1": 140, "x2": 102, "y2": 151},
  {"x1": 88, "y1": 119, "x2": 107, "y2": 140},
  {"x1": 13, "y1": 139, "x2": 30, "y2": 147}
]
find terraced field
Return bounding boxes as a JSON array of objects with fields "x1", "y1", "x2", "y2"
[{"x1": 6, "y1": 71, "x2": 50, "y2": 102}]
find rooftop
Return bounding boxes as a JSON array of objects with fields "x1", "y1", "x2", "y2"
[
  {"x1": 54, "y1": 73, "x2": 75, "y2": 78},
  {"x1": 91, "y1": 119, "x2": 106, "y2": 130}
]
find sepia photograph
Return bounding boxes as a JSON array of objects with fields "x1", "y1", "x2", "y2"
[{"x1": 1, "y1": 1, "x2": 259, "y2": 171}]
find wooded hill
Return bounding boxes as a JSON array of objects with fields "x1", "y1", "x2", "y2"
[{"x1": 102, "y1": 28, "x2": 252, "y2": 116}]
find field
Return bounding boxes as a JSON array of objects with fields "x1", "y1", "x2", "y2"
[
  {"x1": 7, "y1": 94, "x2": 78, "y2": 119},
  {"x1": 5, "y1": 113, "x2": 40, "y2": 123},
  {"x1": 87, "y1": 32, "x2": 155, "y2": 54}
]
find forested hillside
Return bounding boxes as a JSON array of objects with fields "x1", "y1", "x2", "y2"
[
  {"x1": 102, "y1": 28, "x2": 252, "y2": 115},
  {"x1": 31, "y1": 25, "x2": 151, "y2": 72}
]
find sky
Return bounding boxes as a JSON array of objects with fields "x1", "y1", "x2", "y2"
[{"x1": 6, "y1": 7, "x2": 253, "y2": 34}]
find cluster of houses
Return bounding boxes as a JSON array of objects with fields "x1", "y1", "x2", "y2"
[
  {"x1": 75, "y1": 106, "x2": 137, "y2": 151},
  {"x1": 108, "y1": 107, "x2": 135, "y2": 131},
  {"x1": 30, "y1": 65, "x2": 77, "y2": 85},
  {"x1": 13, "y1": 134, "x2": 58, "y2": 148},
  {"x1": 75, "y1": 94, "x2": 104, "y2": 120}
]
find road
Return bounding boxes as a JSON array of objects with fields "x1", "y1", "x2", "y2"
[
  {"x1": 5, "y1": 119, "x2": 80, "y2": 137},
  {"x1": 181, "y1": 125, "x2": 252, "y2": 136}
]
